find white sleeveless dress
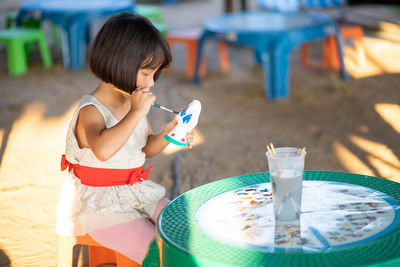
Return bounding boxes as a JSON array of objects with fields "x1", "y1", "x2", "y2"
[{"x1": 56, "y1": 95, "x2": 166, "y2": 236}]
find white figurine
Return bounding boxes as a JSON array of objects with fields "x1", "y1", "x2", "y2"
[{"x1": 165, "y1": 100, "x2": 201, "y2": 146}]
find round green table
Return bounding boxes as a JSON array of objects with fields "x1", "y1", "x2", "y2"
[{"x1": 157, "y1": 171, "x2": 400, "y2": 266}]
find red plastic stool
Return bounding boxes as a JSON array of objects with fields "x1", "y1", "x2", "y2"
[
  {"x1": 166, "y1": 28, "x2": 230, "y2": 78},
  {"x1": 301, "y1": 25, "x2": 364, "y2": 70},
  {"x1": 58, "y1": 234, "x2": 141, "y2": 267}
]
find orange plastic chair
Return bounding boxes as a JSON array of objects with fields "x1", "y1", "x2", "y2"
[
  {"x1": 166, "y1": 28, "x2": 230, "y2": 78},
  {"x1": 58, "y1": 234, "x2": 141, "y2": 267},
  {"x1": 301, "y1": 25, "x2": 364, "y2": 70}
]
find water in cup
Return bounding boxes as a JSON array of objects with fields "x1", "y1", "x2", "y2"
[
  {"x1": 266, "y1": 146, "x2": 306, "y2": 222},
  {"x1": 270, "y1": 169, "x2": 303, "y2": 221}
]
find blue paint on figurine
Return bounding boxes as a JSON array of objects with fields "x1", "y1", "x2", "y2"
[{"x1": 182, "y1": 114, "x2": 192, "y2": 124}]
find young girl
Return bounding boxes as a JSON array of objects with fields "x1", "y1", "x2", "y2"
[{"x1": 56, "y1": 12, "x2": 194, "y2": 265}]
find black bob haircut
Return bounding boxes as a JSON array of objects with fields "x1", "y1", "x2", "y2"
[{"x1": 89, "y1": 12, "x2": 172, "y2": 94}]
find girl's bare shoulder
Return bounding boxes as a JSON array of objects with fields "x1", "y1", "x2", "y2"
[{"x1": 77, "y1": 104, "x2": 105, "y2": 128}]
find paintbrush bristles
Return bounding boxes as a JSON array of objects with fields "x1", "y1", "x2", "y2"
[
  {"x1": 267, "y1": 142, "x2": 282, "y2": 174},
  {"x1": 266, "y1": 145, "x2": 273, "y2": 157},
  {"x1": 269, "y1": 142, "x2": 277, "y2": 157},
  {"x1": 301, "y1": 147, "x2": 306, "y2": 155}
]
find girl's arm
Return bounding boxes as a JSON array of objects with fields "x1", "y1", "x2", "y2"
[
  {"x1": 76, "y1": 90, "x2": 155, "y2": 161},
  {"x1": 142, "y1": 117, "x2": 176, "y2": 158},
  {"x1": 77, "y1": 107, "x2": 144, "y2": 161}
]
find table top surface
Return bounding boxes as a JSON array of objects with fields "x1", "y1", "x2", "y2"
[
  {"x1": 157, "y1": 171, "x2": 400, "y2": 266},
  {"x1": 20, "y1": 0, "x2": 133, "y2": 12},
  {"x1": 203, "y1": 11, "x2": 334, "y2": 34}
]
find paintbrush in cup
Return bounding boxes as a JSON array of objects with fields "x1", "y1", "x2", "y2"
[
  {"x1": 269, "y1": 142, "x2": 277, "y2": 157},
  {"x1": 267, "y1": 142, "x2": 282, "y2": 174},
  {"x1": 266, "y1": 145, "x2": 273, "y2": 157}
]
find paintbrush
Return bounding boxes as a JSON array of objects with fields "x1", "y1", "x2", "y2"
[
  {"x1": 153, "y1": 103, "x2": 180, "y2": 114},
  {"x1": 114, "y1": 87, "x2": 179, "y2": 114}
]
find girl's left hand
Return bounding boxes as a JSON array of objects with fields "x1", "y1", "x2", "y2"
[{"x1": 186, "y1": 130, "x2": 195, "y2": 149}]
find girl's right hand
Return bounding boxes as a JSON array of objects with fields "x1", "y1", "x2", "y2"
[{"x1": 130, "y1": 87, "x2": 156, "y2": 116}]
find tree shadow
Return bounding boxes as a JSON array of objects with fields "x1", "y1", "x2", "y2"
[
  {"x1": 0, "y1": 101, "x2": 24, "y2": 168},
  {"x1": 0, "y1": 249, "x2": 11, "y2": 266}
]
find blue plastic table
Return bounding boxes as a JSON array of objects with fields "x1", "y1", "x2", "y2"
[
  {"x1": 17, "y1": 0, "x2": 134, "y2": 70},
  {"x1": 193, "y1": 11, "x2": 349, "y2": 100},
  {"x1": 157, "y1": 171, "x2": 400, "y2": 266}
]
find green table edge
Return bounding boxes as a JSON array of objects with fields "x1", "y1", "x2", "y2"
[{"x1": 157, "y1": 171, "x2": 400, "y2": 267}]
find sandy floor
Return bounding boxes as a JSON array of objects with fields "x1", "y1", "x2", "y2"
[{"x1": 0, "y1": 1, "x2": 400, "y2": 266}]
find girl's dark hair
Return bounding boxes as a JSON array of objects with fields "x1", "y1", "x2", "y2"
[{"x1": 89, "y1": 12, "x2": 172, "y2": 94}]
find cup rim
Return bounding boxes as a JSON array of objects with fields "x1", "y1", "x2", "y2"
[{"x1": 265, "y1": 147, "x2": 306, "y2": 158}]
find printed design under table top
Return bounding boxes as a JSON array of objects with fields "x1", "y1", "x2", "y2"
[{"x1": 195, "y1": 181, "x2": 400, "y2": 252}]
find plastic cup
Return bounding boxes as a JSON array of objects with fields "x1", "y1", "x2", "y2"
[{"x1": 266, "y1": 147, "x2": 306, "y2": 222}]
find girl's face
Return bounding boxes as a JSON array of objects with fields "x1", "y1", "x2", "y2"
[{"x1": 136, "y1": 68, "x2": 157, "y2": 90}]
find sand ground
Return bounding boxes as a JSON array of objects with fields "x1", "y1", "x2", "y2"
[{"x1": 0, "y1": 0, "x2": 400, "y2": 266}]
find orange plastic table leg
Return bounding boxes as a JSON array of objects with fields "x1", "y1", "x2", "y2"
[
  {"x1": 301, "y1": 43, "x2": 311, "y2": 67},
  {"x1": 301, "y1": 25, "x2": 364, "y2": 71},
  {"x1": 186, "y1": 39, "x2": 206, "y2": 78},
  {"x1": 166, "y1": 30, "x2": 229, "y2": 79},
  {"x1": 217, "y1": 41, "x2": 230, "y2": 72}
]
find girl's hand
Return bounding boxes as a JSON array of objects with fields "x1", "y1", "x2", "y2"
[
  {"x1": 130, "y1": 87, "x2": 155, "y2": 116},
  {"x1": 162, "y1": 116, "x2": 195, "y2": 148},
  {"x1": 186, "y1": 130, "x2": 195, "y2": 149}
]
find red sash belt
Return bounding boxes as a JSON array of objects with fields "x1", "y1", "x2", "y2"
[{"x1": 61, "y1": 154, "x2": 153, "y2": 187}]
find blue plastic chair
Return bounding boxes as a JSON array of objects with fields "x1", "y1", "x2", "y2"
[
  {"x1": 302, "y1": 0, "x2": 345, "y2": 9},
  {"x1": 163, "y1": 0, "x2": 178, "y2": 4},
  {"x1": 257, "y1": 0, "x2": 345, "y2": 10},
  {"x1": 258, "y1": 0, "x2": 364, "y2": 72},
  {"x1": 256, "y1": 0, "x2": 300, "y2": 12},
  {"x1": 257, "y1": 0, "x2": 347, "y2": 18}
]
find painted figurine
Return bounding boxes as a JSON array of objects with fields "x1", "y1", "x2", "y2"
[{"x1": 165, "y1": 100, "x2": 201, "y2": 146}]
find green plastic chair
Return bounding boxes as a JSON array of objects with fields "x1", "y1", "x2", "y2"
[
  {"x1": 6, "y1": 11, "x2": 40, "y2": 28},
  {"x1": 136, "y1": 4, "x2": 163, "y2": 23},
  {"x1": 6, "y1": 10, "x2": 60, "y2": 48},
  {"x1": 153, "y1": 22, "x2": 168, "y2": 36},
  {"x1": 136, "y1": 4, "x2": 168, "y2": 35},
  {"x1": 0, "y1": 28, "x2": 53, "y2": 76}
]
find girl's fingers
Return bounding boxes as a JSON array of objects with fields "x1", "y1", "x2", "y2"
[
  {"x1": 186, "y1": 131, "x2": 195, "y2": 149},
  {"x1": 187, "y1": 131, "x2": 195, "y2": 139},
  {"x1": 134, "y1": 87, "x2": 152, "y2": 93},
  {"x1": 187, "y1": 138, "x2": 193, "y2": 149},
  {"x1": 130, "y1": 88, "x2": 155, "y2": 115}
]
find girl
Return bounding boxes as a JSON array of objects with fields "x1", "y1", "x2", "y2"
[{"x1": 56, "y1": 12, "x2": 194, "y2": 265}]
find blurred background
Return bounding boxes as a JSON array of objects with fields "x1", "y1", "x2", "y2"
[{"x1": 0, "y1": 0, "x2": 399, "y2": 266}]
